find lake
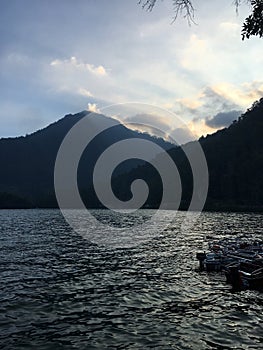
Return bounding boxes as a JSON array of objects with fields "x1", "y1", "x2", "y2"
[{"x1": 0, "y1": 209, "x2": 262, "y2": 349}]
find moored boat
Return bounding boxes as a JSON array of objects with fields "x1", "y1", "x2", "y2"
[{"x1": 196, "y1": 239, "x2": 263, "y2": 291}]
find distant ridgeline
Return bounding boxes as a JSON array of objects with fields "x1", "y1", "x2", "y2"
[{"x1": 1, "y1": 98, "x2": 263, "y2": 211}]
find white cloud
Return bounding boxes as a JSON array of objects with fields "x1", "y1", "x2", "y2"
[
  {"x1": 50, "y1": 59, "x2": 61, "y2": 66},
  {"x1": 87, "y1": 103, "x2": 100, "y2": 113},
  {"x1": 180, "y1": 34, "x2": 209, "y2": 71},
  {"x1": 219, "y1": 21, "x2": 240, "y2": 35},
  {"x1": 78, "y1": 87, "x2": 93, "y2": 97},
  {"x1": 88, "y1": 64, "x2": 106, "y2": 76},
  {"x1": 50, "y1": 56, "x2": 107, "y2": 76},
  {"x1": 45, "y1": 55, "x2": 114, "y2": 104},
  {"x1": 211, "y1": 81, "x2": 263, "y2": 108}
]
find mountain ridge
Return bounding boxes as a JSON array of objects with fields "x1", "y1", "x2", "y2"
[
  {"x1": 1, "y1": 98, "x2": 263, "y2": 211},
  {"x1": 115, "y1": 97, "x2": 263, "y2": 211},
  {"x1": 0, "y1": 110, "x2": 175, "y2": 208}
]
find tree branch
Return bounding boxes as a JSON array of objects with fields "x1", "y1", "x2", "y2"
[
  {"x1": 139, "y1": 0, "x2": 263, "y2": 39},
  {"x1": 171, "y1": 0, "x2": 195, "y2": 24},
  {"x1": 138, "y1": 0, "x2": 158, "y2": 11}
]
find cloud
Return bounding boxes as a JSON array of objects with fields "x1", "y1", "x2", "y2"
[
  {"x1": 78, "y1": 88, "x2": 93, "y2": 97},
  {"x1": 176, "y1": 96, "x2": 204, "y2": 110},
  {"x1": 176, "y1": 86, "x2": 240, "y2": 121},
  {"x1": 2, "y1": 0, "x2": 263, "y2": 139},
  {"x1": 219, "y1": 21, "x2": 240, "y2": 40},
  {"x1": 45, "y1": 55, "x2": 115, "y2": 106},
  {"x1": 205, "y1": 110, "x2": 242, "y2": 129},
  {"x1": 180, "y1": 34, "x2": 209, "y2": 72},
  {"x1": 177, "y1": 81, "x2": 263, "y2": 126},
  {"x1": 212, "y1": 81, "x2": 263, "y2": 108},
  {"x1": 219, "y1": 21, "x2": 239, "y2": 32},
  {"x1": 111, "y1": 112, "x2": 196, "y2": 144},
  {"x1": 169, "y1": 127, "x2": 196, "y2": 144},
  {"x1": 124, "y1": 113, "x2": 171, "y2": 132},
  {"x1": 201, "y1": 87, "x2": 239, "y2": 111},
  {"x1": 113, "y1": 112, "x2": 172, "y2": 140},
  {"x1": 87, "y1": 103, "x2": 100, "y2": 113},
  {"x1": 50, "y1": 56, "x2": 107, "y2": 76},
  {"x1": 175, "y1": 86, "x2": 244, "y2": 137}
]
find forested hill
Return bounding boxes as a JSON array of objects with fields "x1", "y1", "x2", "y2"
[
  {"x1": 1, "y1": 98, "x2": 263, "y2": 210},
  {"x1": 113, "y1": 98, "x2": 263, "y2": 211},
  {"x1": 0, "y1": 111, "x2": 175, "y2": 208},
  {"x1": 0, "y1": 111, "x2": 86, "y2": 208},
  {"x1": 199, "y1": 97, "x2": 263, "y2": 210}
]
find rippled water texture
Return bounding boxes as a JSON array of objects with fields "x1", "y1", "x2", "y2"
[{"x1": 0, "y1": 209, "x2": 262, "y2": 349}]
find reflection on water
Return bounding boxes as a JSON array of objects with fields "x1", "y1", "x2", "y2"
[
  {"x1": 61, "y1": 209, "x2": 181, "y2": 247},
  {"x1": 0, "y1": 209, "x2": 262, "y2": 349}
]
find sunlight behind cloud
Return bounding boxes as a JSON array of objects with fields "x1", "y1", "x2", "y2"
[
  {"x1": 212, "y1": 81, "x2": 263, "y2": 108},
  {"x1": 1, "y1": 0, "x2": 263, "y2": 138},
  {"x1": 87, "y1": 103, "x2": 100, "y2": 113}
]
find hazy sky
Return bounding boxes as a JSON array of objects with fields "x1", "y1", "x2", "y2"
[{"x1": 1, "y1": 0, "x2": 263, "y2": 138}]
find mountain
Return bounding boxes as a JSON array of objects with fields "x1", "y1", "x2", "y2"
[
  {"x1": 200, "y1": 98, "x2": 263, "y2": 210},
  {"x1": 0, "y1": 111, "x2": 175, "y2": 208},
  {"x1": 2, "y1": 98, "x2": 263, "y2": 211},
  {"x1": 113, "y1": 98, "x2": 263, "y2": 211}
]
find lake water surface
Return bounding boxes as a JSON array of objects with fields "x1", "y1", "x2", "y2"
[{"x1": 0, "y1": 209, "x2": 262, "y2": 349}]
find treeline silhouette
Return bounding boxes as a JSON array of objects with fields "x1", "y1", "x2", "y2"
[
  {"x1": 1, "y1": 98, "x2": 263, "y2": 211},
  {"x1": 201, "y1": 97, "x2": 263, "y2": 211},
  {"x1": 0, "y1": 111, "x2": 174, "y2": 208},
  {"x1": 112, "y1": 98, "x2": 263, "y2": 211}
]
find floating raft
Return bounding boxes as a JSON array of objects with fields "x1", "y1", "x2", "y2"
[{"x1": 196, "y1": 238, "x2": 263, "y2": 291}]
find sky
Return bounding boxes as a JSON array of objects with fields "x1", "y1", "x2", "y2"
[{"x1": 1, "y1": 0, "x2": 263, "y2": 140}]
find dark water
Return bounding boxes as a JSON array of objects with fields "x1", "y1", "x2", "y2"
[{"x1": 0, "y1": 210, "x2": 262, "y2": 349}]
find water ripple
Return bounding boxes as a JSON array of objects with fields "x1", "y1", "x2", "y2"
[{"x1": 0, "y1": 209, "x2": 262, "y2": 349}]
